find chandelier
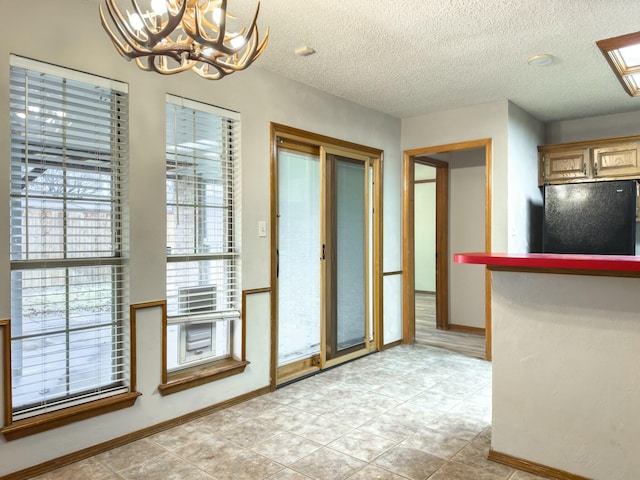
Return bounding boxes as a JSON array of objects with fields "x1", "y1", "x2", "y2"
[{"x1": 99, "y1": 0, "x2": 269, "y2": 80}]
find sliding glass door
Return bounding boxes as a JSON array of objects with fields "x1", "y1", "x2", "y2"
[
  {"x1": 277, "y1": 145, "x2": 321, "y2": 371},
  {"x1": 275, "y1": 138, "x2": 377, "y2": 384}
]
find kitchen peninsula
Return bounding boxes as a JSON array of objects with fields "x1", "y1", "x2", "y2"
[{"x1": 455, "y1": 253, "x2": 640, "y2": 480}]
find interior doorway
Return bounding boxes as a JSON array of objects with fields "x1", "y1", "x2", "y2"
[
  {"x1": 270, "y1": 124, "x2": 383, "y2": 388},
  {"x1": 413, "y1": 159, "x2": 448, "y2": 341},
  {"x1": 403, "y1": 139, "x2": 492, "y2": 360}
]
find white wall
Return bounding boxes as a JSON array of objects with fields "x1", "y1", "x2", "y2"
[
  {"x1": 507, "y1": 103, "x2": 545, "y2": 253},
  {"x1": 414, "y1": 163, "x2": 436, "y2": 291},
  {"x1": 546, "y1": 110, "x2": 640, "y2": 144},
  {"x1": 402, "y1": 101, "x2": 510, "y2": 252},
  {"x1": 448, "y1": 149, "x2": 486, "y2": 329},
  {"x1": 492, "y1": 271, "x2": 640, "y2": 480},
  {"x1": 0, "y1": 1, "x2": 402, "y2": 475},
  {"x1": 402, "y1": 102, "x2": 509, "y2": 331}
]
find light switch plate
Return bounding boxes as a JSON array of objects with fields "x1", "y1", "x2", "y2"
[{"x1": 258, "y1": 221, "x2": 267, "y2": 237}]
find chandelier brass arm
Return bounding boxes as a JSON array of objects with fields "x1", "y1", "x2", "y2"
[{"x1": 99, "y1": 0, "x2": 269, "y2": 80}]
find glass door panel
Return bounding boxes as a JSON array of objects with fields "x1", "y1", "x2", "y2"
[
  {"x1": 323, "y1": 150, "x2": 371, "y2": 365},
  {"x1": 277, "y1": 148, "x2": 321, "y2": 367},
  {"x1": 334, "y1": 157, "x2": 366, "y2": 355}
]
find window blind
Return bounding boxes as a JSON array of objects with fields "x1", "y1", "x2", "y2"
[
  {"x1": 9, "y1": 56, "x2": 129, "y2": 419},
  {"x1": 165, "y1": 95, "x2": 241, "y2": 322}
]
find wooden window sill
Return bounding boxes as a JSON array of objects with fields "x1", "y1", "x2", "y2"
[
  {"x1": 1, "y1": 391, "x2": 141, "y2": 441},
  {"x1": 159, "y1": 359, "x2": 249, "y2": 396}
]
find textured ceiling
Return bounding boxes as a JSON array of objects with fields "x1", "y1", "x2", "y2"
[
  {"x1": 97, "y1": 0, "x2": 640, "y2": 122},
  {"x1": 242, "y1": 0, "x2": 640, "y2": 122}
]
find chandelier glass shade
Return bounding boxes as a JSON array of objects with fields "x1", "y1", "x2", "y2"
[{"x1": 99, "y1": 0, "x2": 269, "y2": 80}]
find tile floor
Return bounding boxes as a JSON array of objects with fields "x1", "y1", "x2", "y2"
[{"x1": 32, "y1": 345, "x2": 548, "y2": 480}]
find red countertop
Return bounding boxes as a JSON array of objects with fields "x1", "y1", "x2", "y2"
[{"x1": 454, "y1": 252, "x2": 640, "y2": 275}]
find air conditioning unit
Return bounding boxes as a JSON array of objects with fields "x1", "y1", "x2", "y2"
[
  {"x1": 178, "y1": 285, "x2": 216, "y2": 314},
  {"x1": 182, "y1": 322, "x2": 214, "y2": 360}
]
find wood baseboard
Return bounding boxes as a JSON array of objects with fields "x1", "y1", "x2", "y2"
[
  {"x1": 448, "y1": 324, "x2": 485, "y2": 335},
  {"x1": 488, "y1": 449, "x2": 593, "y2": 480},
  {"x1": 1, "y1": 386, "x2": 271, "y2": 480}
]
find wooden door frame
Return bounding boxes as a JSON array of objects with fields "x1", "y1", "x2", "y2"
[
  {"x1": 412, "y1": 157, "x2": 449, "y2": 330},
  {"x1": 402, "y1": 139, "x2": 493, "y2": 360},
  {"x1": 269, "y1": 123, "x2": 384, "y2": 390}
]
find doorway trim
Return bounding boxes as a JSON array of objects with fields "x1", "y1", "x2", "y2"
[
  {"x1": 269, "y1": 123, "x2": 384, "y2": 390},
  {"x1": 413, "y1": 157, "x2": 449, "y2": 331},
  {"x1": 402, "y1": 138, "x2": 493, "y2": 360}
]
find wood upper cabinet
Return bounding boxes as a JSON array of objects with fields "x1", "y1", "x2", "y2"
[
  {"x1": 539, "y1": 148, "x2": 590, "y2": 184},
  {"x1": 538, "y1": 136, "x2": 640, "y2": 185},
  {"x1": 592, "y1": 142, "x2": 640, "y2": 178}
]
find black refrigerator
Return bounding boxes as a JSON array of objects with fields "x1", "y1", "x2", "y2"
[{"x1": 543, "y1": 180, "x2": 637, "y2": 255}]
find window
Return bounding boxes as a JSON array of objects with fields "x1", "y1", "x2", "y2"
[
  {"x1": 7, "y1": 56, "x2": 132, "y2": 428},
  {"x1": 597, "y1": 31, "x2": 640, "y2": 96},
  {"x1": 164, "y1": 95, "x2": 242, "y2": 385}
]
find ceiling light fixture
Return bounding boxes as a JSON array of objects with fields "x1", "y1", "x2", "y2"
[
  {"x1": 527, "y1": 54, "x2": 553, "y2": 66},
  {"x1": 99, "y1": 0, "x2": 269, "y2": 80},
  {"x1": 597, "y1": 31, "x2": 640, "y2": 96}
]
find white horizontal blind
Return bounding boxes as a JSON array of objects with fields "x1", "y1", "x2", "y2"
[
  {"x1": 165, "y1": 96, "x2": 240, "y2": 369},
  {"x1": 9, "y1": 57, "x2": 129, "y2": 419}
]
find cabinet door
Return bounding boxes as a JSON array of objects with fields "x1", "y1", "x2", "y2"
[
  {"x1": 539, "y1": 149, "x2": 590, "y2": 185},
  {"x1": 593, "y1": 143, "x2": 640, "y2": 179}
]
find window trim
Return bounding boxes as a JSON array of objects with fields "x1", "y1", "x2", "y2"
[
  {"x1": 162, "y1": 95, "x2": 243, "y2": 392},
  {"x1": 4, "y1": 56, "x2": 138, "y2": 437},
  {"x1": 155, "y1": 295, "x2": 252, "y2": 396},
  {"x1": 1, "y1": 315, "x2": 140, "y2": 441}
]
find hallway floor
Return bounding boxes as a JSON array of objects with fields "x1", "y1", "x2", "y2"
[{"x1": 32, "y1": 345, "x2": 546, "y2": 480}]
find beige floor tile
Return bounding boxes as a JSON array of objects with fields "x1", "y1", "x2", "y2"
[
  {"x1": 384, "y1": 401, "x2": 444, "y2": 428},
  {"x1": 452, "y1": 439, "x2": 514, "y2": 478},
  {"x1": 228, "y1": 395, "x2": 283, "y2": 417},
  {"x1": 355, "y1": 412, "x2": 421, "y2": 443},
  {"x1": 428, "y1": 414, "x2": 488, "y2": 441},
  {"x1": 117, "y1": 452, "x2": 213, "y2": 480},
  {"x1": 194, "y1": 408, "x2": 248, "y2": 432},
  {"x1": 406, "y1": 390, "x2": 464, "y2": 413},
  {"x1": 287, "y1": 394, "x2": 338, "y2": 416},
  {"x1": 289, "y1": 447, "x2": 366, "y2": 480},
  {"x1": 30, "y1": 458, "x2": 117, "y2": 480},
  {"x1": 217, "y1": 418, "x2": 282, "y2": 448},
  {"x1": 256, "y1": 405, "x2": 319, "y2": 430},
  {"x1": 372, "y1": 445, "x2": 445, "y2": 480},
  {"x1": 346, "y1": 464, "x2": 409, "y2": 479},
  {"x1": 428, "y1": 460, "x2": 510, "y2": 480},
  {"x1": 19, "y1": 345, "x2": 508, "y2": 480},
  {"x1": 372, "y1": 380, "x2": 426, "y2": 401},
  {"x1": 96, "y1": 438, "x2": 167, "y2": 473},
  {"x1": 320, "y1": 405, "x2": 379, "y2": 428},
  {"x1": 328, "y1": 430, "x2": 398, "y2": 462},
  {"x1": 288, "y1": 413, "x2": 355, "y2": 445},
  {"x1": 265, "y1": 468, "x2": 313, "y2": 479},
  {"x1": 172, "y1": 432, "x2": 244, "y2": 470},
  {"x1": 149, "y1": 422, "x2": 213, "y2": 451},
  {"x1": 401, "y1": 427, "x2": 469, "y2": 459},
  {"x1": 508, "y1": 471, "x2": 550, "y2": 480},
  {"x1": 204, "y1": 450, "x2": 283, "y2": 480},
  {"x1": 252, "y1": 431, "x2": 322, "y2": 465},
  {"x1": 268, "y1": 384, "x2": 316, "y2": 405}
]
